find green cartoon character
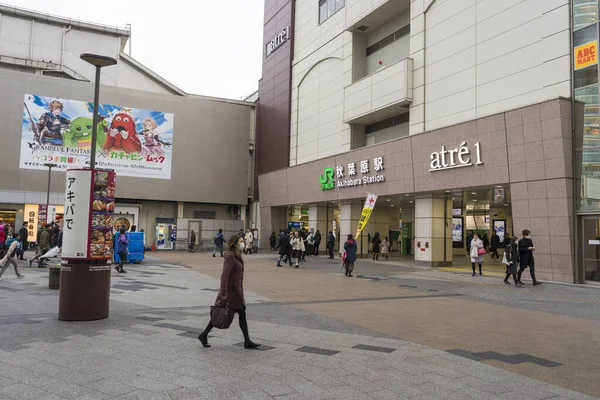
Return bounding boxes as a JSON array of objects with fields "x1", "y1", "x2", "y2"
[{"x1": 63, "y1": 117, "x2": 108, "y2": 149}]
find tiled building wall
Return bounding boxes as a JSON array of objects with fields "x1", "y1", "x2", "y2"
[
  {"x1": 409, "y1": 0, "x2": 571, "y2": 134},
  {"x1": 259, "y1": 98, "x2": 577, "y2": 282}
]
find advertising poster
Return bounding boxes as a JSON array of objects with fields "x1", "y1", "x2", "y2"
[
  {"x1": 24, "y1": 204, "x2": 39, "y2": 242},
  {"x1": 21, "y1": 94, "x2": 174, "y2": 179},
  {"x1": 575, "y1": 41, "x2": 597, "y2": 70},
  {"x1": 493, "y1": 220, "x2": 506, "y2": 243},
  {"x1": 90, "y1": 170, "x2": 116, "y2": 260},
  {"x1": 62, "y1": 170, "x2": 93, "y2": 259},
  {"x1": 452, "y1": 217, "x2": 464, "y2": 248}
]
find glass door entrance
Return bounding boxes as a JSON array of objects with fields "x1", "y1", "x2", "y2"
[{"x1": 582, "y1": 216, "x2": 600, "y2": 282}]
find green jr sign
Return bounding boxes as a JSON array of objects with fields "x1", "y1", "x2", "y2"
[{"x1": 320, "y1": 167, "x2": 335, "y2": 190}]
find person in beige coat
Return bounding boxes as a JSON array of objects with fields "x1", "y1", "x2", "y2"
[{"x1": 290, "y1": 230, "x2": 305, "y2": 269}]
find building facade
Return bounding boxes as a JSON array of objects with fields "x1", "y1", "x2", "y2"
[
  {"x1": 255, "y1": 0, "x2": 600, "y2": 284},
  {"x1": 0, "y1": 5, "x2": 257, "y2": 249}
]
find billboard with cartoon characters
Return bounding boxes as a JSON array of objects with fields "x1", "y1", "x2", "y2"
[{"x1": 20, "y1": 94, "x2": 174, "y2": 180}]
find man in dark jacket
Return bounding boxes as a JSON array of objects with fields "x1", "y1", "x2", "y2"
[
  {"x1": 189, "y1": 230, "x2": 196, "y2": 252},
  {"x1": 490, "y1": 231, "x2": 500, "y2": 259},
  {"x1": 327, "y1": 231, "x2": 335, "y2": 259},
  {"x1": 517, "y1": 229, "x2": 542, "y2": 286},
  {"x1": 343, "y1": 234, "x2": 357, "y2": 277},
  {"x1": 18, "y1": 222, "x2": 29, "y2": 260},
  {"x1": 29, "y1": 223, "x2": 51, "y2": 268},
  {"x1": 213, "y1": 229, "x2": 225, "y2": 257},
  {"x1": 313, "y1": 230, "x2": 322, "y2": 256},
  {"x1": 276, "y1": 231, "x2": 292, "y2": 267}
]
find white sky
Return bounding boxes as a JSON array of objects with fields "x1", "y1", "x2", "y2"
[{"x1": 7, "y1": 0, "x2": 264, "y2": 100}]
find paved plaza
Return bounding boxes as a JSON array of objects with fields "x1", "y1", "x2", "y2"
[{"x1": 0, "y1": 251, "x2": 598, "y2": 400}]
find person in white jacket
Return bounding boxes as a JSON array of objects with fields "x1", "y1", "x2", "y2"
[
  {"x1": 290, "y1": 230, "x2": 305, "y2": 269},
  {"x1": 244, "y1": 229, "x2": 254, "y2": 255}
]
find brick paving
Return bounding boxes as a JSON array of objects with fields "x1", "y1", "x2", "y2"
[{"x1": 0, "y1": 252, "x2": 597, "y2": 399}]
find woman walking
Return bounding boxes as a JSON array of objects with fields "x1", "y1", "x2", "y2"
[
  {"x1": 343, "y1": 234, "x2": 357, "y2": 277},
  {"x1": 198, "y1": 235, "x2": 260, "y2": 349},
  {"x1": 504, "y1": 236, "x2": 521, "y2": 286},
  {"x1": 269, "y1": 232, "x2": 277, "y2": 251},
  {"x1": 371, "y1": 232, "x2": 382, "y2": 261},
  {"x1": 290, "y1": 230, "x2": 305, "y2": 269},
  {"x1": 380, "y1": 237, "x2": 390, "y2": 260},
  {"x1": 470, "y1": 233, "x2": 484, "y2": 276},
  {"x1": 115, "y1": 227, "x2": 128, "y2": 274}
]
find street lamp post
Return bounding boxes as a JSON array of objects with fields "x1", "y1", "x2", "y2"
[
  {"x1": 44, "y1": 163, "x2": 57, "y2": 226},
  {"x1": 79, "y1": 54, "x2": 117, "y2": 170},
  {"x1": 58, "y1": 54, "x2": 117, "y2": 322}
]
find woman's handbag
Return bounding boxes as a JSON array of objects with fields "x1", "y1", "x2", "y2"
[
  {"x1": 477, "y1": 247, "x2": 487, "y2": 255},
  {"x1": 210, "y1": 304, "x2": 235, "y2": 329}
]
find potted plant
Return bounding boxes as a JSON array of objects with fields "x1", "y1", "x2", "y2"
[{"x1": 49, "y1": 263, "x2": 61, "y2": 289}]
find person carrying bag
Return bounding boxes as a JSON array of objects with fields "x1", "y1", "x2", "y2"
[{"x1": 198, "y1": 235, "x2": 260, "y2": 349}]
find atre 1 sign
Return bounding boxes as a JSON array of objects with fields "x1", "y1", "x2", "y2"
[{"x1": 575, "y1": 41, "x2": 597, "y2": 70}]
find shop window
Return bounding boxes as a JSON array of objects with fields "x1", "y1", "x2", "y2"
[
  {"x1": 319, "y1": 0, "x2": 344, "y2": 25},
  {"x1": 193, "y1": 210, "x2": 216, "y2": 219},
  {"x1": 576, "y1": 85, "x2": 600, "y2": 210},
  {"x1": 366, "y1": 25, "x2": 410, "y2": 57},
  {"x1": 575, "y1": 65, "x2": 599, "y2": 89}
]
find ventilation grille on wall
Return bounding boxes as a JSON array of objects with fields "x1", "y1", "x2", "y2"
[{"x1": 357, "y1": 25, "x2": 369, "y2": 31}]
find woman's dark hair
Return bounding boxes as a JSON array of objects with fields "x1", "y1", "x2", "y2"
[
  {"x1": 374, "y1": 232, "x2": 380, "y2": 237},
  {"x1": 511, "y1": 236, "x2": 518, "y2": 243},
  {"x1": 473, "y1": 233, "x2": 479, "y2": 238},
  {"x1": 227, "y1": 234, "x2": 242, "y2": 250},
  {"x1": 119, "y1": 227, "x2": 126, "y2": 234},
  {"x1": 347, "y1": 234, "x2": 353, "y2": 240},
  {"x1": 522, "y1": 229, "x2": 530, "y2": 236}
]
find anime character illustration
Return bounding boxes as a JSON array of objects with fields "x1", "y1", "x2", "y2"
[
  {"x1": 103, "y1": 111, "x2": 142, "y2": 154},
  {"x1": 63, "y1": 117, "x2": 108, "y2": 149},
  {"x1": 32, "y1": 100, "x2": 71, "y2": 146},
  {"x1": 139, "y1": 118, "x2": 171, "y2": 157}
]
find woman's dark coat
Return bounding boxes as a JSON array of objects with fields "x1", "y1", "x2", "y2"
[{"x1": 217, "y1": 251, "x2": 245, "y2": 310}]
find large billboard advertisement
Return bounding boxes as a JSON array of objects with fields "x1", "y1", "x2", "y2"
[{"x1": 21, "y1": 94, "x2": 174, "y2": 179}]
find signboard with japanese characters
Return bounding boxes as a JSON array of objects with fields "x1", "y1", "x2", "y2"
[
  {"x1": 320, "y1": 156, "x2": 385, "y2": 191},
  {"x1": 61, "y1": 169, "x2": 117, "y2": 260},
  {"x1": 62, "y1": 169, "x2": 93, "y2": 259}
]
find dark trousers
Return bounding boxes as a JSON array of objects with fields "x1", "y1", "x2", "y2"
[
  {"x1": 314, "y1": 244, "x2": 320, "y2": 256},
  {"x1": 327, "y1": 244, "x2": 334, "y2": 258},
  {"x1": 518, "y1": 257, "x2": 536, "y2": 283},
  {"x1": 492, "y1": 248, "x2": 499, "y2": 258},
  {"x1": 278, "y1": 254, "x2": 292, "y2": 266},
  {"x1": 505, "y1": 273, "x2": 517, "y2": 283},
  {"x1": 118, "y1": 251, "x2": 127, "y2": 269},
  {"x1": 202, "y1": 307, "x2": 250, "y2": 343}
]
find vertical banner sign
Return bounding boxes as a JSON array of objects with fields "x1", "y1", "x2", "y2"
[
  {"x1": 38, "y1": 205, "x2": 48, "y2": 227},
  {"x1": 62, "y1": 170, "x2": 93, "y2": 259},
  {"x1": 90, "y1": 170, "x2": 116, "y2": 260},
  {"x1": 24, "y1": 204, "x2": 39, "y2": 242},
  {"x1": 355, "y1": 194, "x2": 378, "y2": 238}
]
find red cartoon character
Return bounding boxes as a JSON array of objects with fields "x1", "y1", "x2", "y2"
[{"x1": 104, "y1": 111, "x2": 142, "y2": 154}]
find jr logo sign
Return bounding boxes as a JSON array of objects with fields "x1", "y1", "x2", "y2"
[{"x1": 320, "y1": 167, "x2": 335, "y2": 191}]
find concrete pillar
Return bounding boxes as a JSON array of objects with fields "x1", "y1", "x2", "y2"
[
  {"x1": 414, "y1": 196, "x2": 452, "y2": 267},
  {"x1": 177, "y1": 201, "x2": 184, "y2": 219},
  {"x1": 240, "y1": 204, "x2": 247, "y2": 230},
  {"x1": 308, "y1": 205, "x2": 328, "y2": 236},
  {"x1": 340, "y1": 202, "x2": 366, "y2": 256}
]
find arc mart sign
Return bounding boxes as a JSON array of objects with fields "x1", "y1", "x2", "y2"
[{"x1": 320, "y1": 156, "x2": 385, "y2": 191}]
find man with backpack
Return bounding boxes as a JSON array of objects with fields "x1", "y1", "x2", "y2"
[
  {"x1": 29, "y1": 223, "x2": 51, "y2": 268},
  {"x1": 213, "y1": 228, "x2": 225, "y2": 258}
]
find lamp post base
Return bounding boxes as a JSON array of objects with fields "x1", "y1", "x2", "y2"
[{"x1": 58, "y1": 260, "x2": 111, "y2": 321}]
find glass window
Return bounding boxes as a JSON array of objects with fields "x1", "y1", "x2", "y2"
[
  {"x1": 319, "y1": 0, "x2": 327, "y2": 24},
  {"x1": 327, "y1": 0, "x2": 336, "y2": 18},
  {"x1": 575, "y1": 64, "x2": 598, "y2": 89},
  {"x1": 573, "y1": 0, "x2": 598, "y2": 31},
  {"x1": 574, "y1": 23, "x2": 597, "y2": 47},
  {"x1": 319, "y1": 0, "x2": 344, "y2": 24},
  {"x1": 576, "y1": 85, "x2": 600, "y2": 210}
]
